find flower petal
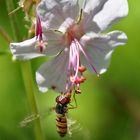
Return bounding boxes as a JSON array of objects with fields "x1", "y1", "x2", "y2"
[
  {"x1": 94, "y1": 0, "x2": 129, "y2": 31},
  {"x1": 81, "y1": 0, "x2": 108, "y2": 33},
  {"x1": 80, "y1": 31, "x2": 127, "y2": 74},
  {"x1": 43, "y1": 30, "x2": 65, "y2": 55},
  {"x1": 36, "y1": 48, "x2": 69, "y2": 93},
  {"x1": 80, "y1": 12, "x2": 100, "y2": 33},
  {"x1": 10, "y1": 31, "x2": 65, "y2": 60},
  {"x1": 10, "y1": 37, "x2": 45, "y2": 60},
  {"x1": 37, "y1": 0, "x2": 79, "y2": 32},
  {"x1": 83, "y1": 0, "x2": 107, "y2": 16}
]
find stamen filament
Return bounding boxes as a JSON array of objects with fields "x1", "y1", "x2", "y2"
[
  {"x1": 73, "y1": 41, "x2": 80, "y2": 81},
  {"x1": 74, "y1": 39, "x2": 99, "y2": 75}
]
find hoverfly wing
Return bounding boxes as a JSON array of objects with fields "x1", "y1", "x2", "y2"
[
  {"x1": 19, "y1": 113, "x2": 40, "y2": 127},
  {"x1": 19, "y1": 107, "x2": 54, "y2": 127},
  {"x1": 67, "y1": 117, "x2": 83, "y2": 138},
  {"x1": 67, "y1": 116, "x2": 91, "y2": 139}
]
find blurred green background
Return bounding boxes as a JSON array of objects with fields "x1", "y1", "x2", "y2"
[{"x1": 0, "y1": 0, "x2": 140, "y2": 140}]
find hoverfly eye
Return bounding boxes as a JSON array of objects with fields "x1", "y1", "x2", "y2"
[{"x1": 56, "y1": 96, "x2": 60, "y2": 103}]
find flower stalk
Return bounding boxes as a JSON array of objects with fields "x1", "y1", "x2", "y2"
[
  {"x1": 20, "y1": 61, "x2": 43, "y2": 140},
  {"x1": 6, "y1": 0, "x2": 44, "y2": 140}
]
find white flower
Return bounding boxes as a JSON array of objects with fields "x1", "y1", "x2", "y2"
[{"x1": 10, "y1": 0, "x2": 128, "y2": 93}]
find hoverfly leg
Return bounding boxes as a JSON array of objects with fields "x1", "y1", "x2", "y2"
[{"x1": 68, "y1": 92, "x2": 78, "y2": 109}]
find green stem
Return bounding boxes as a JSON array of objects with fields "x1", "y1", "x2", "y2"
[
  {"x1": 20, "y1": 61, "x2": 43, "y2": 140},
  {"x1": 6, "y1": 1, "x2": 44, "y2": 140}
]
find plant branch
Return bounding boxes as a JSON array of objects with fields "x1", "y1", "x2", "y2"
[{"x1": 0, "y1": 26, "x2": 12, "y2": 43}]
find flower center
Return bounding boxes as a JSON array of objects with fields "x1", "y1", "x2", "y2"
[{"x1": 65, "y1": 24, "x2": 84, "y2": 45}]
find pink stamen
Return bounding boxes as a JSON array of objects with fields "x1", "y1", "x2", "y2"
[
  {"x1": 69, "y1": 41, "x2": 80, "y2": 83},
  {"x1": 36, "y1": 16, "x2": 42, "y2": 41},
  {"x1": 36, "y1": 16, "x2": 43, "y2": 52},
  {"x1": 74, "y1": 39, "x2": 99, "y2": 75},
  {"x1": 74, "y1": 45, "x2": 80, "y2": 81},
  {"x1": 64, "y1": 24, "x2": 92, "y2": 94}
]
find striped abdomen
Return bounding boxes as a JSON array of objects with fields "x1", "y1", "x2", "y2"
[{"x1": 56, "y1": 114, "x2": 67, "y2": 137}]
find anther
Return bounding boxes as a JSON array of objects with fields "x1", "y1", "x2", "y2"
[
  {"x1": 79, "y1": 76, "x2": 86, "y2": 83},
  {"x1": 78, "y1": 66, "x2": 86, "y2": 73},
  {"x1": 74, "y1": 77, "x2": 80, "y2": 84},
  {"x1": 74, "y1": 76, "x2": 86, "y2": 84}
]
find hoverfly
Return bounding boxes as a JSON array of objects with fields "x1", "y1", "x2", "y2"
[
  {"x1": 20, "y1": 92, "x2": 79, "y2": 137},
  {"x1": 55, "y1": 92, "x2": 77, "y2": 137}
]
